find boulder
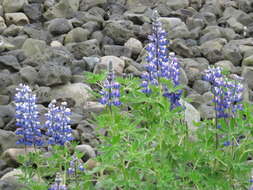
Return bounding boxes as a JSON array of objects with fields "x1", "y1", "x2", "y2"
[
  {"x1": 193, "y1": 80, "x2": 211, "y2": 95},
  {"x1": 0, "y1": 129, "x2": 21, "y2": 154},
  {"x1": 103, "y1": 45, "x2": 131, "y2": 58},
  {"x1": 76, "y1": 144, "x2": 96, "y2": 159},
  {"x1": 0, "y1": 55, "x2": 20, "y2": 71},
  {"x1": 64, "y1": 27, "x2": 90, "y2": 44},
  {"x1": 2, "y1": 0, "x2": 27, "y2": 13},
  {"x1": 21, "y1": 38, "x2": 46, "y2": 57},
  {"x1": 19, "y1": 66, "x2": 38, "y2": 84},
  {"x1": 124, "y1": 38, "x2": 143, "y2": 57},
  {"x1": 79, "y1": 0, "x2": 106, "y2": 11},
  {"x1": 242, "y1": 55, "x2": 253, "y2": 66},
  {"x1": 94, "y1": 56, "x2": 125, "y2": 75},
  {"x1": 48, "y1": 18, "x2": 73, "y2": 36},
  {"x1": 0, "y1": 16, "x2": 7, "y2": 33},
  {"x1": 242, "y1": 66, "x2": 253, "y2": 89},
  {"x1": 4, "y1": 13, "x2": 29, "y2": 26}
]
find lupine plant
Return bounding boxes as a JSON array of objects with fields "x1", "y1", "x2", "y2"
[{"x1": 14, "y1": 9, "x2": 253, "y2": 190}]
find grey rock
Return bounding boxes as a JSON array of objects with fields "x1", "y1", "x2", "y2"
[
  {"x1": 43, "y1": 0, "x2": 80, "y2": 20},
  {"x1": 3, "y1": 24, "x2": 22, "y2": 37},
  {"x1": 238, "y1": 0, "x2": 253, "y2": 13},
  {"x1": 0, "y1": 129, "x2": 21, "y2": 154},
  {"x1": 20, "y1": 66, "x2": 38, "y2": 84},
  {"x1": 34, "y1": 86, "x2": 51, "y2": 104},
  {"x1": 227, "y1": 17, "x2": 244, "y2": 33},
  {"x1": 48, "y1": 18, "x2": 73, "y2": 36},
  {"x1": 242, "y1": 55, "x2": 253, "y2": 66},
  {"x1": 103, "y1": 20, "x2": 135, "y2": 45},
  {"x1": 8, "y1": 36, "x2": 27, "y2": 50},
  {"x1": 82, "y1": 21, "x2": 100, "y2": 33},
  {"x1": 0, "y1": 179, "x2": 26, "y2": 190},
  {"x1": 83, "y1": 56, "x2": 100, "y2": 72},
  {"x1": 2, "y1": 0, "x2": 27, "y2": 13},
  {"x1": 164, "y1": 0, "x2": 189, "y2": 10},
  {"x1": 222, "y1": 43, "x2": 242, "y2": 66},
  {"x1": 200, "y1": 39, "x2": 226, "y2": 63},
  {"x1": 124, "y1": 38, "x2": 143, "y2": 57},
  {"x1": 49, "y1": 83, "x2": 92, "y2": 106},
  {"x1": 23, "y1": 3, "x2": 43, "y2": 21},
  {"x1": 0, "y1": 55, "x2": 20, "y2": 71},
  {"x1": 23, "y1": 25, "x2": 51, "y2": 42},
  {"x1": 79, "y1": 0, "x2": 106, "y2": 11},
  {"x1": 94, "y1": 56, "x2": 125, "y2": 75},
  {"x1": 0, "y1": 95, "x2": 9, "y2": 105},
  {"x1": 75, "y1": 11, "x2": 104, "y2": 24},
  {"x1": 76, "y1": 144, "x2": 96, "y2": 159},
  {"x1": 38, "y1": 62, "x2": 71, "y2": 86},
  {"x1": 21, "y1": 38, "x2": 46, "y2": 57},
  {"x1": 4, "y1": 13, "x2": 29, "y2": 26},
  {"x1": 0, "y1": 105, "x2": 14, "y2": 127},
  {"x1": 103, "y1": 45, "x2": 131, "y2": 58},
  {"x1": 171, "y1": 39, "x2": 193, "y2": 57},
  {"x1": 242, "y1": 66, "x2": 253, "y2": 89},
  {"x1": 66, "y1": 39, "x2": 101, "y2": 60},
  {"x1": 198, "y1": 104, "x2": 215, "y2": 119},
  {"x1": 179, "y1": 68, "x2": 189, "y2": 86},
  {"x1": 187, "y1": 93, "x2": 204, "y2": 108},
  {"x1": 202, "y1": 91, "x2": 213, "y2": 105},
  {"x1": 193, "y1": 80, "x2": 211, "y2": 95},
  {"x1": 0, "y1": 16, "x2": 7, "y2": 33},
  {"x1": 0, "y1": 70, "x2": 12, "y2": 93},
  {"x1": 64, "y1": 27, "x2": 90, "y2": 45},
  {"x1": 215, "y1": 60, "x2": 235, "y2": 72},
  {"x1": 159, "y1": 17, "x2": 190, "y2": 39}
]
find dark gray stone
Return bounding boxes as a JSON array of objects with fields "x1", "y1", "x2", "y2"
[
  {"x1": 48, "y1": 18, "x2": 73, "y2": 36},
  {"x1": 103, "y1": 45, "x2": 131, "y2": 58},
  {"x1": 193, "y1": 80, "x2": 211, "y2": 95},
  {"x1": 23, "y1": 3, "x2": 43, "y2": 21},
  {"x1": 0, "y1": 55, "x2": 20, "y2": 71}
]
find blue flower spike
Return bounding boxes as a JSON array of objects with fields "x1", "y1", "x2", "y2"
[
  {"x1": 45, "y1": 100, "x2": 74, "y2": 146},
  {"x1": 15, "y1": 84, "x2": 43, "y2": 147}
]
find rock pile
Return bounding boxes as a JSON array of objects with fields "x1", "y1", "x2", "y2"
[{"x1": 0, "y1": 0, "x2": 253, "y2": 187}]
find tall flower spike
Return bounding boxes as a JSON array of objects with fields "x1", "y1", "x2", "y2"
[
  {"x1": 99, "y1": 61, "x2": 121, "y2": 106},
  {"x1": 203, "y1": 67, "x2": 243, "y2": 118},
  {"x1": 48, "y1": 173, "x2": 67, "y2": 190},
  {"x1": 45, "y1": 100, "x2": 73, "y2": 146},
  {"x1": 67, "y1": 155, "x2": 85, "y2": 175},
  {"x1": 15, "y1": 84, "x2": 43, "y2": 147}
]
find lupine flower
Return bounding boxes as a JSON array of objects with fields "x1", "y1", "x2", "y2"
[
  {"x1": 48, "y1": 173, "x2": 67, "y2": 190},
  {"x1": 203, "y1": 67, "x2": 243, "y2": 118},
  {"x1": 45, "y1": 100, "x2": 73, "y2": 146},
  {"x1": 15, "y1": 84, "x2": 43, "y2": 146},
  {"x1": 99, "y1": 61, "x2": 121, "y2": 106},
  {"x1": 141, "y1": 10, "x2": 182, "y2": 109},
  {"x1": 67, "y1": 155, "x2": 85, "y2": 175}
]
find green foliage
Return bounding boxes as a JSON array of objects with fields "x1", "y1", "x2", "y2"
[{"x1": 16, "y1": 72, "x2": 253, "y2": 190}]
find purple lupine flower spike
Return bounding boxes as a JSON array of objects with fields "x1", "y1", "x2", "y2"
[
  {"x1": 48, "y1": 173, "x2": 67, "y2": 190},
  {"x1": 45, "y1": 100, "x2": 74, "y2": 146},
  {"x1": 67, "y1": 155, "x2": 85, "y2": 175},
  {"x1": 203, "y1": 67, "x2": 244, "y2": 118},
  {"x1": 99, "y1": 61, "x2": 121, "y2": 106},
  {"x1": 15, "y1": 84, "x2": 43, "y2": 147}
]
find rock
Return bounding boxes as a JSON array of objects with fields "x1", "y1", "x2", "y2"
[
  {"x1": 82, "y1": 21, "x2": 100, "y2": 33},
  {"x1": 0, "y1": 16, "x2": 7, "y2": 33},
  {"x1": 200, "y1": 39, "x2": 225, "y2": 63},
  {"x1": 0, "y1": 36, "x2": 15, "y2": 52},
  {"x1": 240, "y1": 45, "x2": 253, "y2": 59},
  {"x1": 4, "y1": 13, "x2": 29, "y2": 26},
  {"x1": 64, "y1": 27, "x2": 90, "y2": 44},
  {"x1": 193, "y1": 80, "x2": 211, "y2": 95},
  {"x1": 181, "y1": 100, "x2": 200, "y2": 133},
  {"x1": 48, "y1": 18, "x2": 73, "y2": 36},
  {"x1": 20, "y1": 66, "x2": 38, "y2": 84},
  {"x1": 23, "y1": 3, "x2": 43, "y2": 21},
  {"x1": 0, "y1": 170, "x2": 26, "y2": 190},
  {"x1": 0, "y1": 129, "x2": 21, "y2": 154},
  {"x1": 187, "y1": 93, "x2": 204, "y2": 108},
  {"x1": 1, "y1": 148, "x2": 34, "y2": 167},
  {"x1": 79, "y1": 0, "x2": 106, "y2": 11},
  {"x1": 76, "y1": 144, "x2": 96, "y2": 159},
  {"x1": 38, "y1": 62, "x2": 71, "y2": 86},
  {"x1": 43, "y1": 0, "x2": 80, "y2": 20},
  {"x1": 0, "y1": 95, "x2": 9, "y2": 105},
  {"x1": 159, "y1": 17, "x2": 190, "y2": 39},
  {"x1": 50, "y1": 40, "x2": 62, "y2": 47},
  {"x1": 21, "y1": 38, "x2": 46, "y2": 57},
  {"x1": 94, "y1": 56, "x2": 125, "y2": 75},
  {"x1": 34, "y1": 86, "x2": 51, "y2": 104},
  {"x1": 124, "y1": 38, "x2": 143, "y2": 57},
  {"x1": 0, "y1": 70, "x2": 12, "y2": 92},
  {"x1": 242, "y1": 67, "x2": 253, "y2": 89},
  {"x1": 242, "y1": 55, "x2": 253, "y2": 66},
  {"x1": 222, "y1": 43, "x2": 242, "y2": 66},
  {"x1": 215, "y1": 60, "x2": 235, "y2": 72},
  {"x1": 238, "y1": 0, "x2": 253, "y2": 13},
  {"x1": 179, "y1": 68, "x2": 189, "y2": 86},
  {"x1": 3, "y1": 24, "x2": 22, "y2": 37},
  {"x1": 103, "y1": 45, "x2": 131, "y2": 58},
  {"x1": 66, "y1": 39, "x2": 101, "y2": 60},
  {"x1": 85, "y1": 159, "x2": 99, "y2": 170},
  {"x1": 83, "y1": 56, "x2": 100, "y2": 72},
  {"x1": 0, "y1": 55, "x2": 20, "y2": 71},
  {"x1": 171, "y1": 39, "x2": 193, "y2": 57},
  {"x1": 165, "y1": 0, "x2": 189, "y2": 10},
  {"x1": 202, "y1": 91, "x2": 213, "y2": 105},
  {"x1": 103, "y1": 20, "x2": 135, "y2": 45},
  {"x1": 2, "y1": 0, "x2": 27, "y2": 13},
  {"x1": 198, "y1": 104, "x2": 215, "y2": 119},
  {"x1": 83, "y1": 101, "x2": 105, "y2": 115},
  {"x1": 49, "y1": 83, "x2": 92, "y2": 106},
  {"x1": 226, "y1": 17, "x2": 244, "y2": 33}
]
